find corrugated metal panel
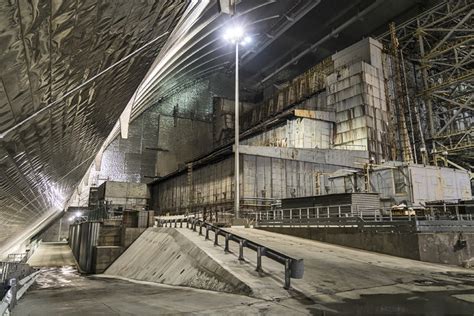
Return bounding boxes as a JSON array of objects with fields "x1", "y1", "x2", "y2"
[
  {"x1": 151, "y1": 153, "x2": 346, "y2": 214},
  {"x1": 281, "y1": 193, "x2": 380, "y2": 211},
  {"x1": 77, "y1": 222, "x2": 100, "y2": 273}
]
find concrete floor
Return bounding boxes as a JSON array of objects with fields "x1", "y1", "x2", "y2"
[
  {"x1": 14, "y1": 230, "x2": 474, "y2": 315},
  {"x1": 14, "y1": 267, "x2": 314, "y2": 315}
]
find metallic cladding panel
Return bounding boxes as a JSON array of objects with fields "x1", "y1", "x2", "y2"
[
  {"x1": 77, "y1": 221, "x2": 100, "y2": 273},
  {"x1": 0, "y1": 1, "x2": 187, "y2": 252},
  {"x1": 76, "y1": 74, "x2": 224, "y2": 201},
  {"x1": 152, "y1": 154, "x2": 346, "y2": 214}
]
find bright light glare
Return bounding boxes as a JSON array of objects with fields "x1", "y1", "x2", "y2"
[
  {"x1": 75, "y1": 211, "x2": 82, "y2": 217},
  {"x1": 69, "y1": 216, "x2": 75, "y2": 222},
  {"x1": 224, "y1": 26, "x2": 249, "y2": 44}
]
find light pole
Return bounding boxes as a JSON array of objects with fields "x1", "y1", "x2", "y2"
[{"x1": 224, "y1": 26, "x2": 251, "y2": 219}]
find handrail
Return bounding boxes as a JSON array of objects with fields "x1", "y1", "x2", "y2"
[
  {"x1": 157, "y1": 217, "x2": 304, "y2": 289},
  {"x1": 254, "y1": 204, "x2": 474, "y2": 224},
  {"x1": 0, "y1": 270, "x2": 40, "y2": 315},
  {"x1": 254, "y1": 205, "x2": 474, "y2": 233}
]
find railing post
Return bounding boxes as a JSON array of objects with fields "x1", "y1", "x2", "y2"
[
  {"x1": 199, "y1": 222, "x2": 203, "y2": 235},
  {"x1": 256, "y1": 247, "x2": 264, "y2": 272},
  {"x1": 284, "y1": 259, "x2": 291, "y2": 290},
  {"x1": 205, "y1": 225, "x2": 210, "y2": 240},
  {"x1": 180, "y1": 219, "x2": 183, "y2": 228},
  {"x1": 239, "y1": 240, "x2": 245, "y2": 261},
  {"x1": 299, "y1": 208, "x2": 302, "y2": 219},
  {"x1": 338, "y1": 206, "x2": 341, "y2": 217},
  {"x1": 290, "y1": 209, "x2": 293, "y2": 220},
  {"x1": 8, "y1": 278, "x2": 17, "y2": 309},
  {"x1": 327, "y1": 207, "x2": 330, "y2": 218},
  {"x1": 214, "y1": 229, "x2": 219, "y2": 246},
  {"x1": 193, "y1": 221, "x2": 197, "y2": 232},
  {"x1": 225, "y1": 234, "x2": 230, "y2": 252},
  {"x1": 273, "y1": 210, "x2": 276, "y2": 220},
  {"x1": 307, "y1": 208, "x2": 309, "y2": 219},
  {"x1": 390, "y1": 209, "x2": 393, "y2": 221},
  {"x1": 316, "y1": 207, "x2": 319, "y2": 219},
  {"x1": 186, "y1": 220, "x2": 189, "y2": 229}
]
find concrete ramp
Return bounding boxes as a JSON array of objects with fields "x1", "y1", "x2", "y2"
[
  {"x1": 27, "y1": 242, "x2": 76, "y2": 267},
  {"x1": 104, "y1": 227, "x2": 252, "y2": 295}
]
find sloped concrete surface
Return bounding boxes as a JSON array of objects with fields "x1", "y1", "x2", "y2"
[
  {"x1": 27, "y1": 242, "x2": 75, "y2": 267},
  {"x1": 104, "y1": 227, "x2": 252, "y2": 295},
  {"x1": 227, "y1": 227, "x2": 474, "y2": 304}
]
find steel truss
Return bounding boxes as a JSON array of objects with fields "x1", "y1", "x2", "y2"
[{"x1": 380, "y1": 0, "x2": 473, "y2": 168}]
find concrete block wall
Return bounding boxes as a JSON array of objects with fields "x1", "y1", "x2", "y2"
[
  {"x1": 327, "y1": 38, "x2": 392, "y2": 162},
  {"x1": 97, "y1": 226, "x2": 122, "y2": 246},
  {"x1": 93, "y1": 246, "x2": 123, "y2": 273},
  {"x1": 243, "y1": 117, "x2": 333, "y2": 149},
  {"x1": 122, "y1": 228, "x2": 147, "y2": 249}
]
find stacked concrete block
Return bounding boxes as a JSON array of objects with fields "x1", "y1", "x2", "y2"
[
  {"x1": 242, "y1": 117, "x2": 333, "y2": 149},
  {"x1": 98, "y1": 181, "x2": 149, "y2": 211},
  {"x1": 327, "y1": 38, "x2": 390, "y2": 161},
  {"x1": 97, "y1": 226, "x2": 121, "y2": 246},
  {"x1": 121, "y1": 227, "x2": 147, "y2": 249},
  {"x1": 93, "y1": 246, "x2": 123, "y2": 273}
]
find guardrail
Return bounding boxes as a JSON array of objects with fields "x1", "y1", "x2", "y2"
[
  {"x1": 0, "y1": 269, "x2": 40, "y2": 315},
  {"x1": 157, "y1": 217, "x2": 304, "y2": 289},
  {"x1": 254, "y1": 205, "x2": 474, "y2": 232}
]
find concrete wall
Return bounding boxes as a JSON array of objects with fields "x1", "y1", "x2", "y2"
[
  {"x1": 93, "y1": 246, "x2": 123, "y2": 273},
  {"x1": 156, "y1": 115, "x2": 213, "y2": 176},
  {"x1": 418, "y1": 233, "x2": 474, "y2": 266},
  {"x1": 258, "y1": 227, "x2": 474, "y2": 266},
  {"x1": 259, "y1": 227, "x2": 420, "y2": 260},
  {"x1": 327, "y1": 38, "x2": 392, "y2": 162}
]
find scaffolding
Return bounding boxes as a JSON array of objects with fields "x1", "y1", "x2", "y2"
[{"x1": 379, "y1": 0, "x2": 473, "y2": 168}]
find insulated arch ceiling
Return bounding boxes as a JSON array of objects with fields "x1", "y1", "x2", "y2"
[{"x1": 0, "y1": 0, "x2": 188, "y2": 254}]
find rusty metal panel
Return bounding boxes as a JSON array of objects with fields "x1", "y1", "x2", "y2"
[{"x1": 409, "y1": 165, "x2": 471, "y2": 205}]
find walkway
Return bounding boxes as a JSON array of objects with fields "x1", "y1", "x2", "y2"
[{"x1": 27, "y1": 242, "x2": 75, "y2": 267}]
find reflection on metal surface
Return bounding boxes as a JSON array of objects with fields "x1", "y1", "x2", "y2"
[{"x1": 0, "y1": 0, "x2": 188, "y2": 253}]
